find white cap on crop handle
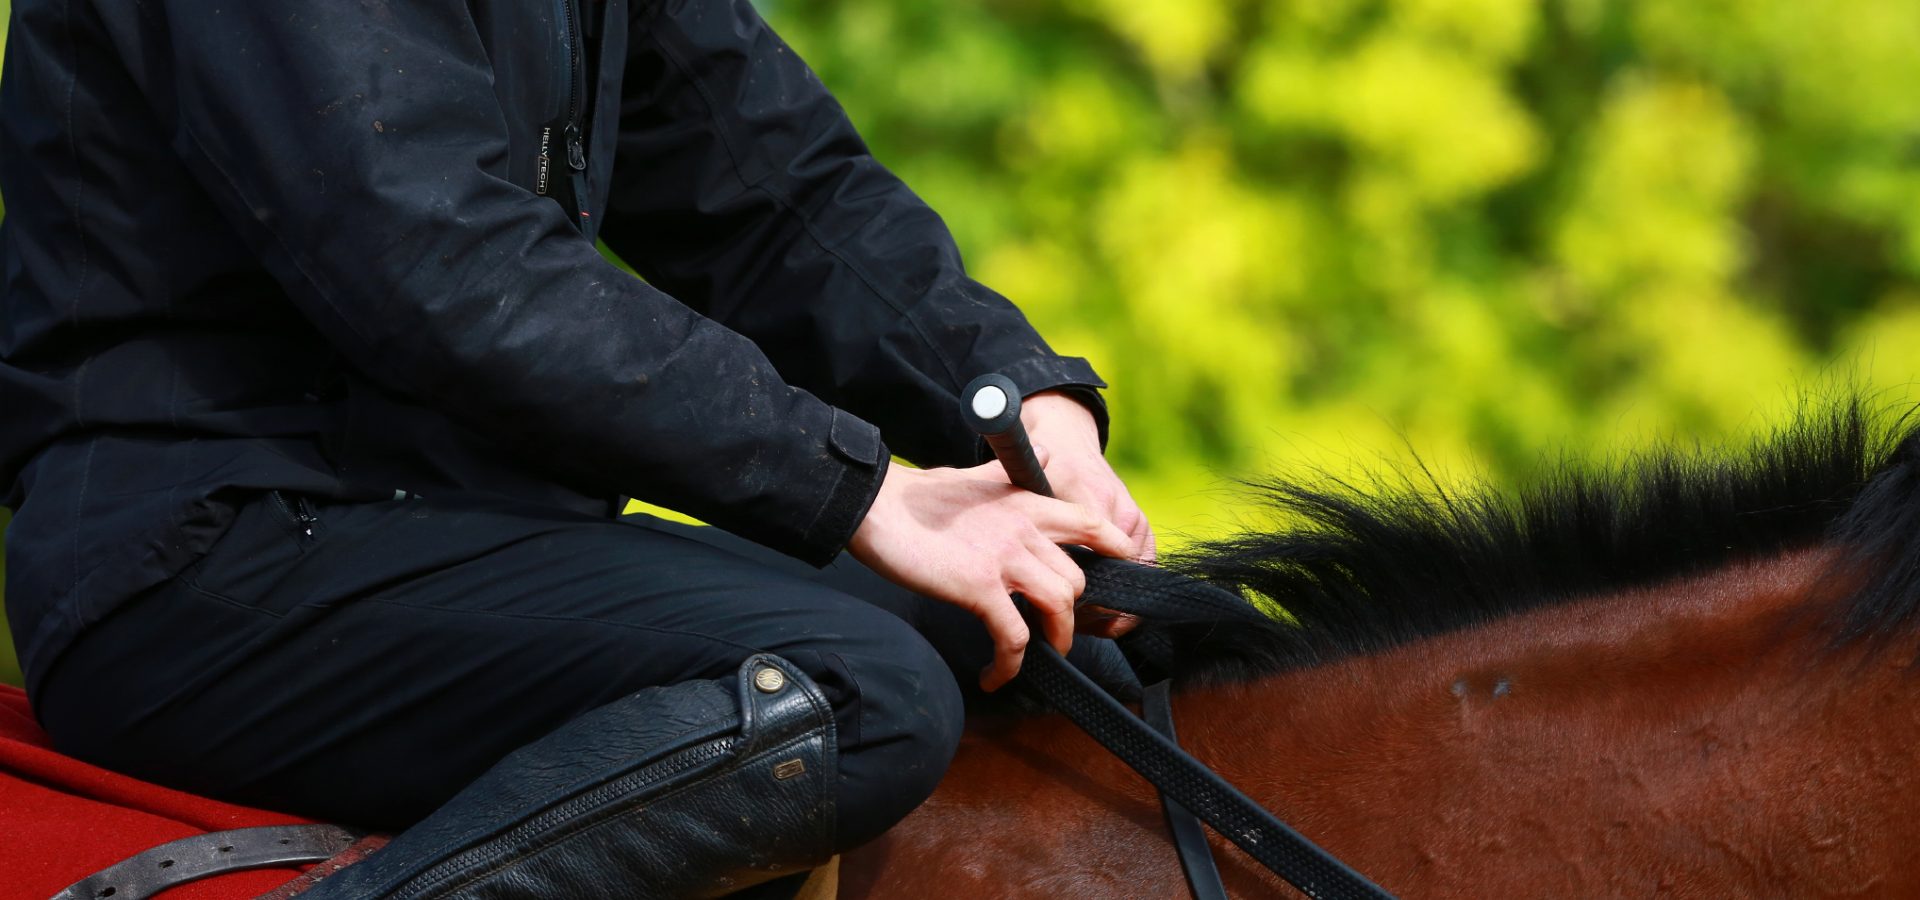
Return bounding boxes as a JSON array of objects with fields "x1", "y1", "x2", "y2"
[{"x1": 970, "y1": 384, "x2": 1009, "y2": 421}]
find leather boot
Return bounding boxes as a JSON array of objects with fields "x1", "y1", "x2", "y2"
[{"x1": 298, "y1": 653, "x2": 838, "y2": 899}]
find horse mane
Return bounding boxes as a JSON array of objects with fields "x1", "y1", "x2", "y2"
[{"x1": 1120, "y1": 397, "x2": 1920, "y2": 687}]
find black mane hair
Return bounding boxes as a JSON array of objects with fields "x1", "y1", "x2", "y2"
[{"x1": 1114, "y1": 398, "x2": 1920, "y2": 686}]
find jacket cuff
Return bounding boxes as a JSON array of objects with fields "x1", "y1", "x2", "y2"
[
  {"x1": 973, "y1": 355, "x2": 1111, "y2": 464},
  {"x1": 793, "y1": 408, "x2": 890, "y2": 567}
]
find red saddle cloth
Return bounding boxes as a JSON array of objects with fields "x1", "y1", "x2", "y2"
[{"x1": 0, "y1": 683, "x2": 312, "y2": 900}]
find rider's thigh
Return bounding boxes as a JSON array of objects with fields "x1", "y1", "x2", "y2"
[{"x1": 35, "y1": 490, "x2": 962, "y2": 849}]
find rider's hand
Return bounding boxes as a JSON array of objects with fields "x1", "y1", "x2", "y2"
[
  {"x1": 848, "y1": 461, "x2": 1134, "y2": 691},
  {"x1": 1018, "y1": 389, "x2": 1154, "y2": 639},
  {"x1": 1020, "y1": 390, "x2": 1155, "y2": 564}
]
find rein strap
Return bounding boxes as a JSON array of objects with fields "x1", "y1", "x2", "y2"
[{"x1": 1022, "y1": 641, "x2": 1395, "y2": 899}]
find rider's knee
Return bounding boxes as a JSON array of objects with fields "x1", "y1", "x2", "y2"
[{"x1": 794, "y1": 619, "x2": 963, "y2": 849}]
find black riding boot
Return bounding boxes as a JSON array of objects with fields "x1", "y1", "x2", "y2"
[{"x1": 299, "y1": 653, "x2": 838, "y2": 899}]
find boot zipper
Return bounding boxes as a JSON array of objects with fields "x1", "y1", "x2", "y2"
[{"x1": 388, "y1": 737, "x2": 738, "y2": 900}]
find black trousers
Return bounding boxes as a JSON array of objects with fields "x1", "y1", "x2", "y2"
[{"x1": 35, "y1": 490, "x2": 1133, "y2": 849}]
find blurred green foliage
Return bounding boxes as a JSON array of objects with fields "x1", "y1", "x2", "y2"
[
  {"x1": 760, "y1": 0, "x2": 1920, "y2": 537},
  {"x1": 3, "y1": 0, "x2": 1920, "y2": 685}
]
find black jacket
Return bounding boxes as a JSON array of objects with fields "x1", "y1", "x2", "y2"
[{"x1": 0, "y1": 0, "x2": 1105, "y2": 693}]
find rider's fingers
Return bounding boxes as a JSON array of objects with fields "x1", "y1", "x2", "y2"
[
  {"x1": 1113, "y1": 497, "x2": 1155, "y2": 565},
  {"x1": 1088, "y1": 478, "x2": 1150, "y2": 562},
  {"x1": 1014, "y1": 493, "x2": 1133, "y2": 559},
  {"x1": 1027, "y1": 530, "x2": 1088, "y2": 599},
  {"x1": 1007, "y1": 551, "x2": 1074, "y2": 658},
  {"x1": 973, "y1": 591, "x2": 1030, "y2": 692},
  {"x1": 1135, "y1": 519, "x2": 1158, "y2": 566}
]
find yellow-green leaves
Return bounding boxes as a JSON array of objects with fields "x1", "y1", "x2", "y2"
[
  {"x1": 766, "y1": 0, "x2": 1920, "y2": 544},
  {"x1": 1064, "y1": 0, "x2": 1231, "y2": 82},
  {"x1": 1554, "y1": 76, "x2": 1755, "y2": 297}
]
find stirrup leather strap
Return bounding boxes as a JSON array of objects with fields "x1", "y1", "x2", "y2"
[
  {"x1": 52, "y1": 824, "x2": 363, "y2": 900},
  {"x1": 1142, "y1": 680, "x2": 1229, "y2": 900}
]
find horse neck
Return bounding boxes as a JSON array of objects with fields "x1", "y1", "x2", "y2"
[
  {"x1": 1183, "y1": 545, "x2": 1850, "y2": 751},
  {"x1": 843, "y1": 545, "x2": 1920, "y2": 897},
  {"x1": 1170, "y1": 544, "x2": 1920, "y2": 895}
]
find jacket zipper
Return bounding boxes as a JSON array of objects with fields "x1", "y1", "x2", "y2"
[
  {"x1": 559, "y1": 0, "x2": 582, "y2": 127},
  {"x1": 388, "y1": 736, "x2": 738, "y2": 900},
  {"x1": 545, "y1": 0, "x2": 591, "y2": 233},
  {"x1": 269, "y1": 491, "x2": 319, "y2": 540}
]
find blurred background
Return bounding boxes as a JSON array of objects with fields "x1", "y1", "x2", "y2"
[{"x1": 2, "y1": 0, "x2": 1918, "y2": 685}]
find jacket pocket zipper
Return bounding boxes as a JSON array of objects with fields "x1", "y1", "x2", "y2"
[{"x1": 269, "y1": 491, "x2": 320, "y2": 540}]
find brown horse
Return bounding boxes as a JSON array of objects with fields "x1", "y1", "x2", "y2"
[{"x1": 840, "y1": 401, "x2": 1920, "y2": 898}]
